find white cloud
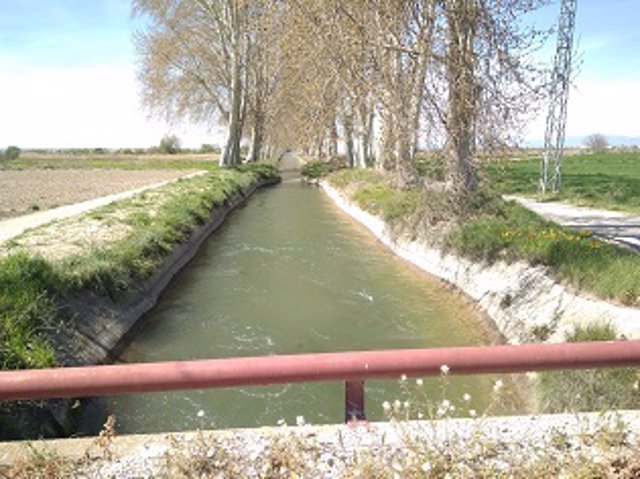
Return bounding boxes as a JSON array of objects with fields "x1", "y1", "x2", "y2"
[
  {"x1": 524, "y1": 77, "x2": 640, "y2": 142},
  {"x1": 567, "y1": 79, "x2": 640, "y2": 137},
  {"x1": 0, "y1": 62, "x2": 223, "y2": 149}
]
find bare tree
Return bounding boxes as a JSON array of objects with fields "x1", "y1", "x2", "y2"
[
  {"x1": 419, "y1": 0, "x2": 551, "y2": 194},
  {"x1": 584, "y1": 133, "x2": 609, "y2": 154},
  {"x1": 134, "y1": 0, "x2": 550, "y2": 188},
  {"x1": 134, "y1": 0, "x2": 281, "y2": 166}
]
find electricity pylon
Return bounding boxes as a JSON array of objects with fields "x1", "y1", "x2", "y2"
[{"x1": 540, "y1": 0, "x2": 577, "y2": 194}]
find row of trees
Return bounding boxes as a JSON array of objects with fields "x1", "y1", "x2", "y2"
[{"x1": 134, "y1": 0, "x2": 552, "y2": 193}]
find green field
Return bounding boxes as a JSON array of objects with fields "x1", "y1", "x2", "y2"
[
  {"x1": 6, "y1": 152, "x2": 221, "y2": 171},
  {"x1": 487, "y1": 152, "x2": 640, "y2": 213}
]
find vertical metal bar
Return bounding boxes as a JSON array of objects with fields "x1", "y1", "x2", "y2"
[{"x1": 345, "y1": 380, "x2": 366, "y2": 423}]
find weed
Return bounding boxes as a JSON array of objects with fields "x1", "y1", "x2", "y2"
[
  {"x1": 539, "y1": 323, "x2": 640, "y2": 413},
  {"x1": 159, "y1": 432, "x2": 241, "y2": 478},
  {"x1": 6, "y1": 445, "x2": 74, "y2": 479},
  {"x1": 301, "y1": 158, "x2": 348, "y2": 179},
  {"x1": 0, "y1": 253, "x2": 59, "y2": 369}
]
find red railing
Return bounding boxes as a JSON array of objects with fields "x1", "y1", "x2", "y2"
[{"x1": 1, "y1": 340, "x2": 639, "y2": 422}]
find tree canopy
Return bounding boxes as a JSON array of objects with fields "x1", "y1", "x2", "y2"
[{"x1": 134, "y1": 0, "x2": 551, "y2": 192}]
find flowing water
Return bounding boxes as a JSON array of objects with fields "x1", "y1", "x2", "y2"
[{"x1": 103, "y1": 179, "x2": 513, "y2": 434}]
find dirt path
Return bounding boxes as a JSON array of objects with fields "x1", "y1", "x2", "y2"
[
  {"x1": 0, "y1": 171, "x2": 206, "y2": 244},
  {"x1": 505, "y1": 195, "x2": 640, "y2": 251}
]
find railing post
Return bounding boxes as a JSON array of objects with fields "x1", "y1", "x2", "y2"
[{"x1": 345, "y1": 380, "x2": 366, "y2": 423}]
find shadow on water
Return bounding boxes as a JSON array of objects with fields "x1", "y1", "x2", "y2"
[{"x1": 77, "y1": 179, "x2": 522, "y2": 435}]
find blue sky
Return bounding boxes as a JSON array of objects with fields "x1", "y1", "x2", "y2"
[
  {"x1": 0, "y1": 0, "x2": 133, "y2": 68},
  {"x1": 0, "y1": 0, "x2": 639, "y2": 148},
  {"x1": 0, "y1": 0, "x2": 217, "y2": 149}
]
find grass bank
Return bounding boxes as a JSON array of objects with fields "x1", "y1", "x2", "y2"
[
  {"x1": 325, "y1": 168, "x2": 640, "y2": 307},
  {"x1": 0, "y1": 164, "x2": 279, "y2": 371},
  {"x1": 487, "y1": 151, "x2": 640, "y2": 213}
]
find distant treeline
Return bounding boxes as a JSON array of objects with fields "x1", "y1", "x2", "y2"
[{"x1": 21, "y1": 145, "x2": 222, "y2": 156}]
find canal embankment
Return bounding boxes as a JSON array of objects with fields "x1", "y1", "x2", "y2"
[
  {"x1": 320, "y1": 176, "x2": 640, "y2": 344},
  {"x1": 0, "y1": 165, "x2": 280, "y2": 439}
]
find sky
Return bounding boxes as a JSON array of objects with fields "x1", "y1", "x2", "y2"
[{"x1": 0, "y1": 0, "x2": 639, "y2": 149}]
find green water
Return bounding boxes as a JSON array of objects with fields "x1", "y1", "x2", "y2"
[{"x1": 105, "y1": 180, "x2": 510, "y2": 433}]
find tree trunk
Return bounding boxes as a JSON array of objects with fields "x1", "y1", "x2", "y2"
[
  {"x1": 344, "y1": 113, "x2": 355, "y2": 167},
  {"x1": 328, "y1": 119, "x2": 338, "y2": 159},
  {"x1": 221, "y1": 83, "x2": 242, "y2": 165},
  {"x1": 355, "y1": 102, "x2": 373, "y2": 168},
  {"x1": 221, "y1": 22, "x2": 244, "y2": 166},
  {"x1": 444, "y1": 0, "x2": 479, "y2": 193},
  {"x1": 376, "y1": 106, "x2": 396, "y2": 172}
]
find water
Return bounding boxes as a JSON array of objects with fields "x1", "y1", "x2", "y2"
[{"x1": 104, "y1": 179, "x2": 511, "y2": 433}]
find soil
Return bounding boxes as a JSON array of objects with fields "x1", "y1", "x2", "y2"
[{"x1": 0, "y1": 169, "x2": 197, "y2": 219}]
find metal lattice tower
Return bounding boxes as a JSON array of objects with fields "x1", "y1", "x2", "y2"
[{"x1": 540, "y1": 0, "x2": 577, "y2": 194}]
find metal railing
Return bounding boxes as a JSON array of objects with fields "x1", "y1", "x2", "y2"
[{"x1": 1, "y1": 340, "x2": 639, "y2": 422}]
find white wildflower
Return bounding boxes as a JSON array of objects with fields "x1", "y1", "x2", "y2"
[
  {"x1": 440, "y1": 364, "x2": 450, "y2": 375},
  {"x1": 400, "y1": 374, "x2": 407, "y2": 382},
  {"x1": 421, "y1": 462, "x2": 432, "y2": 472},
  {"x1": 469, "y1": 409, "x2": 477, "y2": 418},
  {"x1": 382, "y1": 401, "x2": 391, "y2": 412},
  {"x1": 493, "y1": 379, "x2": 504, "y2": 392},
  {"x1": 463, "y1": 393, "x2": 472, "y2": 402},
  {"x1": 277, "y1": 418, "x2": 286, "y2": 426},
  {"x1": 416, "y1": 378, "x2": 424, "y2": 386},
  {"x1": 296, "y1": 415, "x2": 306, "y2": 427},
  {"x1": 196, "y1": 409, "x2": 205, "y2": 418}
]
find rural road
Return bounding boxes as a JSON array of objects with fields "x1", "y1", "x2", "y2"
[
  {"x1": 505, "y1": 195, "x2": 640, "y2": 251},
  {"x1": 0, "y1": 171, "x2": 207, "y2": 244}
]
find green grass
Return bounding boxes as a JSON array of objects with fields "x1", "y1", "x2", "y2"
[
  {"x1": 329, "y1": 169, "x2": 427, "y2": 223},
  {"x1": 328, "y1": 168, "x2": 640, "y2": 306},
  {"x1": 539, "y1": 323, "x2": 640, "y2": 413},
  {"x1": 445, "y1": 197, "x2": 640, "y2": 305},
  {"x1": 488, "y1": 151, "x2": 640, "y2": 213},
  {"x1": 0, "y1": 164, "x2": 279, "y2": 371},
  {"x1": 0, "y1": 254, "x2": 59, "y2": 370},
  {"x1": 7, "y1": 153, "x2": 222, "y2": 171}
]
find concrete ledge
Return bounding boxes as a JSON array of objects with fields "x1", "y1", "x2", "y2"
[{"x1": 1, "y1": 411, "x2": 638, "y2": 476}]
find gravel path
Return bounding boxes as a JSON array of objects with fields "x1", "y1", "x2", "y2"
[
  {"x1": 505, "y1": 195, "x2": 640, "y2": 251},
  {"x1": 0, "y1": 170, "x2": 206, "y2": 244}
]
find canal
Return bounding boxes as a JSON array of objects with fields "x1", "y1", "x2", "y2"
[{"x1": 101, "y1": 179, "x2": 514, "y2": 434}]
